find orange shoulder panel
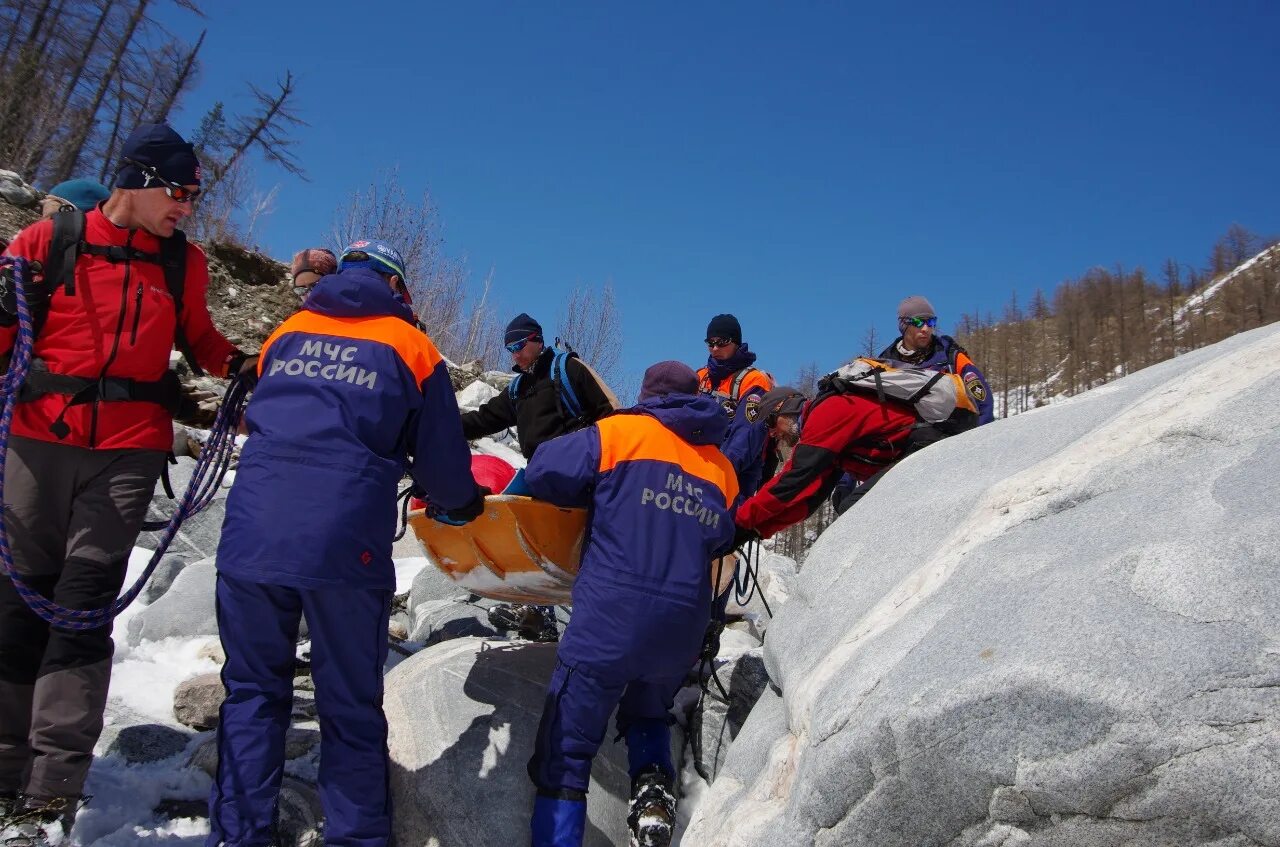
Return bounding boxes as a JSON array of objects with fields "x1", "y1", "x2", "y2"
[
  {"x1": 741, "y1": 369, "x2": 774, "y2": 395},
  {"x1": 596, "y1": 414, "x2": 739, "y2": 505},
  {"x1": 259, "y1": 312, "x2": 443, "y2": 385}
]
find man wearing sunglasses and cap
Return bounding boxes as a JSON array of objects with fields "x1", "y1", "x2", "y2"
[
  {"x1": 823, "y1": 294, "x2": 995, "y2": 515},
  {"x1": 461, "y1": 313, "x2": 616, "y2": 462},
  {"x1": 459, "y1": 313, "x2": 617, "y2": 641},
  {"x1": 0, "y1": 123, "x2": 257, "y2": 838},
  {"x1": 879, "y1": 295, "x2": 992, "y2": 425}
]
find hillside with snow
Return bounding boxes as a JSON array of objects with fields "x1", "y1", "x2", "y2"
[{"x1": 688, "y1": 322, "x2": 1280, "y2": 846}]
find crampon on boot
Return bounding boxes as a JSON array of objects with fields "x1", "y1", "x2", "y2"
[
  {"x1": 488, "y1": 604, "x2": 560, "y2": 642},
  {"x1": 0, "y1": 795, "x2": 78, "y2": 847},
  {"x1": 627, "y1": 764, "x2": 676, "y2": 847}
]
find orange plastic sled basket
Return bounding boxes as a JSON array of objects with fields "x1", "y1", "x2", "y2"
[{"x1": 407, "y1": 495, "x2": 587, "y2": 604}]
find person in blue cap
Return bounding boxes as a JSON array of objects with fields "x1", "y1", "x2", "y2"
[
  {"x1": 39, "y1": 179, "x2": 110, "y2": 218},
  {"x1": 207, "y1": 236, "x2": 485, "y2": 847}
]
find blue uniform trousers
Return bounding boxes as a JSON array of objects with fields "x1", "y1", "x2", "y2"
[
  {"x1": 527, "y1": 579, "x2": 706, "y2": 795},
  {"x1": 207, "y1": 574, "x2": 392, "y2": 847}
]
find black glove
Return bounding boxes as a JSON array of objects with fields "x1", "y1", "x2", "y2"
[
  {"x1": 0, "y1": 266, "x2": 48, "y2": 328},
  {"x1": 227, "y1": 351, "x2": 260, "y2": 389},
  {"x1": 439, "y1": 485, "x2": 491, "y2": 525},
  {"x1": 732, "y1": 525, "x2": 760, "y2": 550}
]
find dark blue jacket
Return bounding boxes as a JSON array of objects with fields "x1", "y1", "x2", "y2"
[
  {"x1": 526, "y1": 394, "x2": 738, "y2": 605},
  {"x1": 217, "y1": 268, "x2": 478, "y2": 590}
]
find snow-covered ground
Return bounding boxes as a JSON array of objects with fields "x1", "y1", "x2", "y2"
[{"x1": 62, "y1": 552, "x2": 437, "y2": 845}]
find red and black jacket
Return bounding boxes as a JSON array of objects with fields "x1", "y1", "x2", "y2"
[
  {"x1": 2, "y1": 209, "x2": 237, "y2": 451},
  {"x1": 735, "y1": 392, "x2": 918, "y2": 538}
]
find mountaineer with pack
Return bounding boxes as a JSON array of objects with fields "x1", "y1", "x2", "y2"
[
  {"x1": 733, "y1": 360, "x2": 978, "y2": 543},
  {"x1": 522, "y1": 360, "x2": 738, "y2": 847},
  {"x1": 206, "y1": 238, "x2": 485, "y2": 847},
  {"x1": 826, "y1": 294, "x2": 994, "y2": 514},
  {"x1": 878, "y1": 295, "x2": 992, "y2": 425},
  {"x1": 460, "y1": 312, "x2": 616, "y2": 641},
  {"x1": 461, "y1": 312, "x2": 615, "y2": 460},
  {"x1": 0, "y1": 123, "x2": 257, "y2": 840}
]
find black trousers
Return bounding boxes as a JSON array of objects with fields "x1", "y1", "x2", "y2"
[{"x1": 0, "y1": 435, "x2": 164, "y2": 800}]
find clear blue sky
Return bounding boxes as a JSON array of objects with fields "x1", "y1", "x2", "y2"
[{"x1": 158, "y1": 1, "x2": 1280, "y2": 387}]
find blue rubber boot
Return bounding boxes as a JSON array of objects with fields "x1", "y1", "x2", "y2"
[{"x1": 530, "y1": 794, "x2": 586, "y2": 847}]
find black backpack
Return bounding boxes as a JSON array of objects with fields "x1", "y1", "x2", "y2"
[{"x1": 38, "y1": 209, "x2": 204, "y2": 374}]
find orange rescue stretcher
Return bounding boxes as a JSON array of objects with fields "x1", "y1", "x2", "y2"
[{"x1": 408, "y1": 495, "x2": 738, "y2": 605}]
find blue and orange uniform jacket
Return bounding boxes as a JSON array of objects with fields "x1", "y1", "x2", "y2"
[
  {"x1": 216, "y1": 267, "x2": 478, "y2": 591},
  {"x1": 525, "y1": 394, "x2": 739, "y2": 665}
]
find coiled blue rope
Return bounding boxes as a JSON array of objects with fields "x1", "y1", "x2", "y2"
[{"x1": 0, "y1": 255, "x2": 250, "y2": 630}]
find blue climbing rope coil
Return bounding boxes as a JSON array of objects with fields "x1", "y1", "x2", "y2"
[{"x1": 0, "y1": 255, "x2": 251, "y2": 630}]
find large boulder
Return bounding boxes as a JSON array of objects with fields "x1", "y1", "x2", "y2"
[
  {"x1": 128, "y1": 558, "x2": 217, "y2": 646},
  {"x1": 386, "y1": 638, "x2": 682, "y2": 847},
  {"x1": 0, "y1": 170, "x2": 37, "y2": 208},
  {"x1": 686, "y1": 324, "x2": 1280, "y2": 847}
]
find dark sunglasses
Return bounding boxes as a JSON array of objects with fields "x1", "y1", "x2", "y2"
[
  {"x1": 124, "y1": 158, "x2": 200, "y2": 203},
  {"x1": 903, "y1": 316, "x2": 938, "y2": 329},
  {"x1": 506, "y1": 334, "x2": 542, "y2": 353},
  {"x1": 705, "y1": 338, "x2": 735, "y2": 349}
]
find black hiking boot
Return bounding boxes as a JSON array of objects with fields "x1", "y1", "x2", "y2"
[
  {"x1": 488, "y1": 604, "x2": 560, "y2": 642},
  {"x1": 0, "y1": 793, "x2": 15, "y2": 826},
  {"x1": 0, "y1": 795, "x2": 77, "y2": 846},
  {"x1": 627, "y1": 765, "x2": 676, "y2": 847}
]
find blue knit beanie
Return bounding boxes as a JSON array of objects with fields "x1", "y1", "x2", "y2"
[{"x1": 47, "y1": 179, "x2": 110, "y2": 211}]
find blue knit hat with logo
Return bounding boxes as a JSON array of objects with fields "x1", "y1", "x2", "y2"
[
  {"x1": 340, "y1": 239, "x2": 408, "y2": 282},
  {"x1": 115, "y1": 124, "x2": 201, "y2": 189}
]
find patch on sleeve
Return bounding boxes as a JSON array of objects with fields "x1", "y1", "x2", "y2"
[
  {"x1": 965, "y1": 376, "x2": 987, "y2": 403},
  {"x1": 741, "y1": 394, "x2": 762, "y2": 423}
]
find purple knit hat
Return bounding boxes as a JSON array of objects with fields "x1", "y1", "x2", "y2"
[{"x1": 638, "y1": 360, "x2": 698, "y2": 400}]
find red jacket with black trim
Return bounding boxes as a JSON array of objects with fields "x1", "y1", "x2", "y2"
[
  {"x1": 735, "y1": 392, "x2": 918, "y2": 538},
  {"x1": 2, "y1": 210, "x2": 237, "y2": 450}
]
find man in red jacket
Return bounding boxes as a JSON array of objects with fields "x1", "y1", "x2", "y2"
[
  {"x1": 733, "y1": 384, "x2": 919, "y2": 542},
  {"x1": 0, "y1": 124, "x2": 255, "y2": 836}
]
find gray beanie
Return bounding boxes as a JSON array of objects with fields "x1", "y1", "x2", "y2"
[{"x1": 897, "y1": 295, "x2": 936, "y2": 319}]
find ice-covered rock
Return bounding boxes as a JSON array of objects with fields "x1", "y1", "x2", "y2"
[
  {"x1": 456, "y1": 379, "x2": 499, "y2": 411},
  {"x1": 480, "y1": 370, "x2": 515, "y2": 391},
  {"x1": 386, "y1": 638, "x2": 682, "y2": 847},
  {"x1": 690, "y1": 645, "x2": 771, "y2": 783},
  {"x1": 136, "y1": 456, "x2": 230, "y2": 603},
  {"x1": 408, "y1": 596, "x2": 498, "y2": 645},
  {"x1": 127, "y1": 558, "x2": 217, "y2": 646},
  {"x1": 0, "y1": 170, "x2": 37, "y2": 208},
  {"x1": 687, "y1": 324, "x2": 1280, "y2": 847}
]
